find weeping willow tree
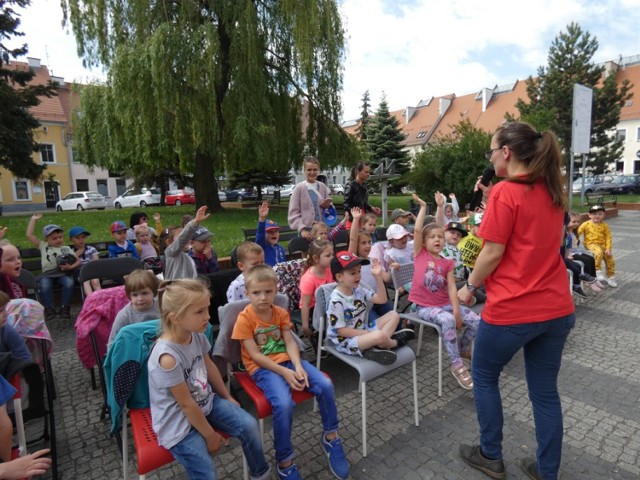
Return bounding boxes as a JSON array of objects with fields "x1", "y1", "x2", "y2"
[{"x1": 63, "y1": 0, "x2": 358, "y2": 209}]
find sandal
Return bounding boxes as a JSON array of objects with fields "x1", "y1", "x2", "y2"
[{"x1": 451, "y1": 363, "x2": 473, "y2": 390}]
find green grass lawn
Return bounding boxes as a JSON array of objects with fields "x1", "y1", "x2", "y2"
[{"x1": 1, "y1": 192, "x2": 636, "y2": 257}]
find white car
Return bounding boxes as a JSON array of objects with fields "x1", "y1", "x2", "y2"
[
  {"x1": 55, "y1": 191, "x2": 107, "y2": 211},
  {"x1": 279, "y1": 184, "x2": 295, "y2": 198},
  {"x1": 330, "y1": 184, "x2": 345, "y2": 194},
  {"x1": 113, "y1": 188, "x2": 161, "y2": 208}
]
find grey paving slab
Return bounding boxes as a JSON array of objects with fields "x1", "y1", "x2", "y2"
[{"x1": 24, "y1": 210, "x2": 640, "y2": 479}]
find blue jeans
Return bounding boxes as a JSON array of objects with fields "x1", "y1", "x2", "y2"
[
  {"x1": 368, "y1": 301, "x2": 393, "y2": 329},
  {"x1": 252, "y1": 360, "x2": 338, "y2": 463},
  {"x1": 169, "y1": 395, "x2": 269, "y2": 480},
  {"x1": 472, "y1": 315, "x2": 575, "y2": 480},
  {"x1": 38, "y1": 274, "x2": 75, "y2": 307}
]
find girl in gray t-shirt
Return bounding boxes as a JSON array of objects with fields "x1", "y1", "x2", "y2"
[{"x1": 148, "y1": 279, "x2": 269, "y2": 480}]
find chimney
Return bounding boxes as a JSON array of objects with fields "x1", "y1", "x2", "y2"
[
  {"x1": 405, "y1": 106, "x2": 416, "y2": 124},
  {"x1": 27, "y1": 57, "x2": 41, "y2": 69},
  {"x1": 482, "y1": 87, "x2": 494, "y2": 112},
  {"x1": 51, "y1": 76, "x2": 65, "y2": 87}
]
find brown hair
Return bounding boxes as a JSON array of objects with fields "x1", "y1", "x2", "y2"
[
  {"x1": 310, "y1": 222, "x2": 328, "y2": 239},
  {"x1": 303, "y1": 156, "x2": 320, "y2": 168},
  {"x1": 350, "y1": 161, "x2": 369, "y2": 180},
  {"x1": 421, "y1": 222, "x2": 444, "y2": 243},
  {"x1": 244, "y1": 264, "x2": 278, "y2": 290},
  {"x1": 181, "y1": 215, "x2": 194, "y2": 227},
  {"x1": 158, "y1": 279, "x2": 210, "y2": 334},
  {"x1": 159, "y1": 226, "x2": 180, "y2": 254},
  {"x1": 494, "y1": 121, "x2": 566, "y2": 209},
  {"x1": 125, "y1": 269, "x2": 160, "y2": 298},
  {"x1": 355, "y1": 230, "x2": 372, "y2": 257},
  {"x1": 236, "y1": 241, "x2": 264, "y2": 264},
  {"x1": 361, "y1": 213, "x2": 377, "y2": 226},
  {"x1": 304, "y1": 240, "x2": 333, "y2": 272}
]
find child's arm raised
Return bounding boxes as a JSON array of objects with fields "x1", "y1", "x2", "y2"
[
  {"x1": 369, "y1": 258, "x2": 388, "y2": 305},
  {"x1": 26, "y1": 213, "x2": 42, "y2": 247},
  {"x1": 347, "y1": 207, "x2": 363, "y2": 254},
  {"x1": 161, "y1": 354, "x2": 225, "y2": 454},
  {"x1": 434, "y1": 191, "x2": 446, "y2": 226},
  {"x1": 255, "y1": 202, "x2": 269, "y2": 248},
  {"x1": 412, "y1": 194, "x2": 427, "y2": 256}
]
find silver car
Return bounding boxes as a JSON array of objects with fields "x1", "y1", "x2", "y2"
[
  {"x1": 113, "y1": 188, "x2": 161, "y2": 208},
  {"x1": 56, "y1": 191, "x2": 107, "y2": 211}
]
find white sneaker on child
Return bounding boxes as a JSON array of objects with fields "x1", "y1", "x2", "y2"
[{"x1": 606, "y1": 277, "x2": 617, "y2": 288}]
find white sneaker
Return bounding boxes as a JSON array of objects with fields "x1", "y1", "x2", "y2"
[
  {"x1": 606, "y1": 277, "x2": 617, "y2": 288},
  {"x1": 596, "y1": 271, "x2": 606, "y2": 281}
]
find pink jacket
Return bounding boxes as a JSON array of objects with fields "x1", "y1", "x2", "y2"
[
  {"x1": 75, "y1": 286, "x2": 129, "y2": 369},
  {"x1": 287, "y1": 181, "x2": 332, "y2": 232}
]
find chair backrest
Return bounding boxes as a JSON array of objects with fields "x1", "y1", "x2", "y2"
[
  {"x1": 375, "y1": 226, "x2": 388, "y2": 241},
  {"x1": 390, "y1": 263, "x2": 414, "y2": 310},
  {"x1": 332, "y1": 229, "x2": 350, "y2": 252},
  {"x1": 287, "y1": 236, "x2": 310, "y2": 255},
  {"x1": 203, "y1": 268, "x2": 242, "y2": 325},
  {"x1": 16, "y1": 269, "x2": 38, "y2": 299},
  {"x1": 79, "y1": 257, "x2": 144, "y2": 284},
  {"x1": 312, "y1": 282, "x2": 338, "y2": 332}
]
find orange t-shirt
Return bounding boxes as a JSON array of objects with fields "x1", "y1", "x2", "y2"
[
  {"x1": 478, "y1": 179, "x2": 574, "y2": 325},
  {"x1": 231, "y1": 304, "x2": 292, "y2": 375}
]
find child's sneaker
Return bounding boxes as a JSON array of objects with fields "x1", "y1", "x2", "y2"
[
  {"x1": 579, "y1": 272, "x2": 597, "y2": 283},
  {"x1": 58, "y1": 305, "x2": 71, "y2": 321},
  {"x1": 321, "y1": 434, "x2": 350, "y2": 480},
  {"x1": 44, "y1": 306, "x2": 57, "y2": 322},
  {"x1": 572, "y1": 286, "x2": 588, "y2": 299},
  {"x1": 363, "y1": 347, "x2": 397, "y2": 365},
  {"x1": 451, "y1": 363, "x2": 473, "y2": 390},
  {"x1": 587, "y1": 281, "x2": 603, "y2": 293},
  {"x1": 606, "y1": 276, "x2": 617, "y2": 288},
  {"x1": 391, "y1": 328, "x2": 415, "y2": 348},
  {"x1": 276, "y1": 462, "x2": 302, "y2": 480}
]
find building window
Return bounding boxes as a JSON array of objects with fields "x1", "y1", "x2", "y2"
[
  {"x1": 616, "y1": 129, "x2": 626, "y2": 142},
  {"x1": 636, "y1": 128, "x2": 640, "y2": 142},
  {"x1": 76, "y1": 179, "x2": 89, "y2": 191},
  {"x1": 40, "y1": 144, "x2": 55, "y2": 163},
  {"x1": 635, "y1": 160, "x2": 640, "y2": 174},
  {"x1": 12, "y1": 179, "x2": 31, "y2": 201},
  {"x1": 96, "y1": 179, "x2": 108, "y2": 197},
  {"x1": 116, "y1": 178, "x2": 127, "y2": 196}
]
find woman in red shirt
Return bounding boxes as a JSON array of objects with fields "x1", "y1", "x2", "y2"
[{"x1": 458, "y1": 121, "x2": 574, "y2": 480}]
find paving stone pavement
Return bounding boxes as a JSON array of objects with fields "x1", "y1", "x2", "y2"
[{"x1": 26, "y1": 211, "x2": 639, "y2": 479}]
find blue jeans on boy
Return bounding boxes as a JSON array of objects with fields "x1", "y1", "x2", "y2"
[
  {"x1": 368, "y1": 301, "x2": 393, "y2": 329},
  {"x1": 38, "y1": 274, "x2": 75, "y2": 307},
  {"x1": 170, "y1": 395, "x2": 269, "y2": 480},
  {"x1": 252, "y1": 359, "x2": 338, "y2": 464},
  {"x1": 472, "y1": 314, "x2": 575, "y2": 480}
]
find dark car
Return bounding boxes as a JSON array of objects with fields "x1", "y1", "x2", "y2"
[
  {"x1": 225, "y1": 187, "x2": 256, "y2": 202},
  {"x1": 608, "y1": 174, "x2": 640, "y2": 194}
]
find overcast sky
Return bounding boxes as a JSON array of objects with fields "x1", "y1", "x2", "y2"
[{"x1": 10, "y1": 0, "x2": 640, "y2": 120}]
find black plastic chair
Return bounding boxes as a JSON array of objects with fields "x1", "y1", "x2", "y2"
[
  {"x1": 287, "y1": 236, "x2": 310, "y2": 255},
  {"x1": 332, "y1": 229, "x2": 350, "y2": 252}
]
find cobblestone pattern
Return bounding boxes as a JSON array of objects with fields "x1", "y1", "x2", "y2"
[{"x1": 25, "y1": 211, "x2": 639, "y2": 479}]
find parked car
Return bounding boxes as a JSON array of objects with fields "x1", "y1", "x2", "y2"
[
  {"x1": 572, "y1": 175, "x2": 614, "y2": 195},
  {"x1": 113, "y1": 188, "x2": 161, "y2": 208},
  {"x1": 225, "y1": 187, "x2": 256, "y2": 202},
  {"x1": 278, "y1": 184, "x2": 295, "y2": 198},
  {"x1": 330, "y1": 184, "x2": 345, "y2": 194},
  {"x1": 165, "y1": 189, "x2": 196, "y2": 206},
  {"x1": 608, "y1": 174, "x2": 640, "y2": 194},
  {"x1": 56, "y1": 191, "x2": 107, "y2": 211},
  {"x1": 218, "y1": 191, "x2": 227, "y2": 202}
]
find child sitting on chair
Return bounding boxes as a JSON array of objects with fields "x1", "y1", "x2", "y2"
[
  {"x1": 577, "y1": 204, "x2": 617, "y2": 287},
  {"x1": 69, "y1": 226, "x2": 102, "y2": 297},
  {"x1": 226, "y1": 242, "x2": 265, "y2": 302},
  {"x1": 188, "y1": 227, "x2": 219, "y2": 274},
  {"x1": 232, "y1": 265, "x2": 349, "y2": 480},
  {"x1": 107, "y1": 269, "x2": 160, "y2": 346},
  {"x1": 326, "y1": 251, "x2": 413, "y2": 366},
  {"x1": 256, "y1": 202, "x2": 286, "y2": 266},
  {"x1": 108, "y1": 221, "x2": 140, "y2": 259}
]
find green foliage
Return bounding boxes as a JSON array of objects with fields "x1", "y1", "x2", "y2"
[
  {"x1": 63, "y1": 0, "x2": 358, "y2": 211},
  {"x1": 0, "y1": 0, "x2": 56, "y2": 179},
  {"x1": 356, "y1": 90, "x2": 371, "y2": 141},
  {"x1": 226, "y1": 169, "x2": 292, "y2": 195},
  {"x1": 409, "y1": 119, "x2": 492, "y2": 205},
  {"x1": 514, "y1": 22, "x2": 633, "y2": 175}
]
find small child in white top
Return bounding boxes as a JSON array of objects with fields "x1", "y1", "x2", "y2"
[
  {"x1": 69, "y1": 226, "x2": 102, "y2": 296},
  {"x1": 226, "y1": 242, "x2": 265, "y2": 302}
]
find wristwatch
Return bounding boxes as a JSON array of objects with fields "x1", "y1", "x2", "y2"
[{"x1": 466, "y1": 282, "x2": 477, "y2": 293}]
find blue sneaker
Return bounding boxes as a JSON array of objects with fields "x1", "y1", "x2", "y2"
[
  {"x1": 321, "y1": 434, "x2": 350, "y2": 479},
  {"x1": 276, "y1": 462, "x2": 303, "y2": 480}
]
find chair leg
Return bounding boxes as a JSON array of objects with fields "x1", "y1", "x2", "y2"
[
  {"x1": 90, "y1": 367, "x2": 97, "y2": 390},
  {"x1": 122, "y1": 410, "x2": 128, "y2": 480},
  {"x1": 416, "y1": 324, "x2": 425, "y2": 357},
  {"x1": 361, "y1": 381, "x2": 367, "y2": 458},
  {"x1": 42, "y1": 340, "x2": 58, "y2": 479},
  {"x1": 259, "y1": 418, "x2": 264, "y2": 447},
  {"x1": 412, "y1": 360, "x2": 419, "y2": 426},
  {"x1": 437, "y1": 337, "x2": 443, "y2": 397}
]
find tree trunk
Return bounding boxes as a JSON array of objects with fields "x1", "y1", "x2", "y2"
[{"x1": 194, "y1": 152, "x2": 222, "y2": 212}]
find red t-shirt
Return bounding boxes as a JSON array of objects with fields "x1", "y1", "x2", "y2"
[
  {"x1": 298, "y1": 267, "x2": 334, "y2": 309},
  {"x1": 478, "y1": 179, "x2": 574, "y2": 325}
]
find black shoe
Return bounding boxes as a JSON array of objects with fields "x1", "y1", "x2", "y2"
[
  {"x1": 44, "y1": 306, "x2": 57, "y2": 322},
  {"x1": 58, "y1": 305, "x2": 71, "y2": 321},
  {"x1": 519, "y1": 457, "x2": 544, "y2": 480},
  {"x1": 391, "y1": 329, "x2": 415, "y2": 348},
  {"x1": 363, "y1": 347, "x2": 397, "y2": 365},
  {"x1": 579, "y1": 272, "x2": 597, "y2": 283},
  {"x1": 572, "y1": 286, "x2": 587, "y2": 299},
  {"x1": 459, "y1": 444, "x2": 506, "y2": 479}
]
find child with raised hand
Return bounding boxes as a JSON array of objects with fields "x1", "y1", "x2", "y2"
[
  {"x1": 148, "y1": 279, "x2": 270, "y2": 480},
  {"x1": 108, "y1": 221, "x2": 140, "y2": 259},
  {"x1": 444, "y1": 193, "x2": 460, "y2": 223},
  {"x1": 227, "y1": 242, "x2": 265, "y2": 302},
  {"x1": 26, "y1": 214, "x2": 80, "y2": 321},
  {"x1": 299, "y1": 240, "x2": 334, "y2": 341},
  {"x1": 107, "y1": 269, "x2": 160, "y2": 346},
  {"x1": 257, "y1": 202, "x2": 286, "y2": 266},
  {"x1": 578, "y1": 204, "x2": 617, "y2": 287},
  {"x1": 69, "y1": 226, "x2": 102, "y2": 296},
  {"x1": 409, "y1": 194, "x2": 480, "y2": 390},
  {"x1": 232, "y1": 265, "x2": 349, "y2": 480},
  {"x1": 164, "y1": 206, "x2": 210, "y2": 280},
  {"x1": 188, "y1": 226, "x2": 219, "y2": 274}
]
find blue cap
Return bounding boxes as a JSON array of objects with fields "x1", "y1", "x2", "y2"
[
  {"x1": 42, "y1": 224, "x2": 63, "y2": 237},
  {"x1": 264, "y1": 219, "x2": 280, "y2": 231},
  {"x1": 69, "y1": 226, "x2": 91, "y2": 238},
  {"x1": 323, "y1": 205, "x2": 338, "y2": 226},
  {"x1": 110, "y1": 221, "x2": 128, "y2": 233}
]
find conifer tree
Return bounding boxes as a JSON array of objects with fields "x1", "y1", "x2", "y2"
[{"x1": 365, "y1": 94, "x2": 409, "y2": 175}]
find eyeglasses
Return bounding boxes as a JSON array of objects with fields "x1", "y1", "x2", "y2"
[{"x1": 484, "y1": 147, "x2": 501, "y2": 160}]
